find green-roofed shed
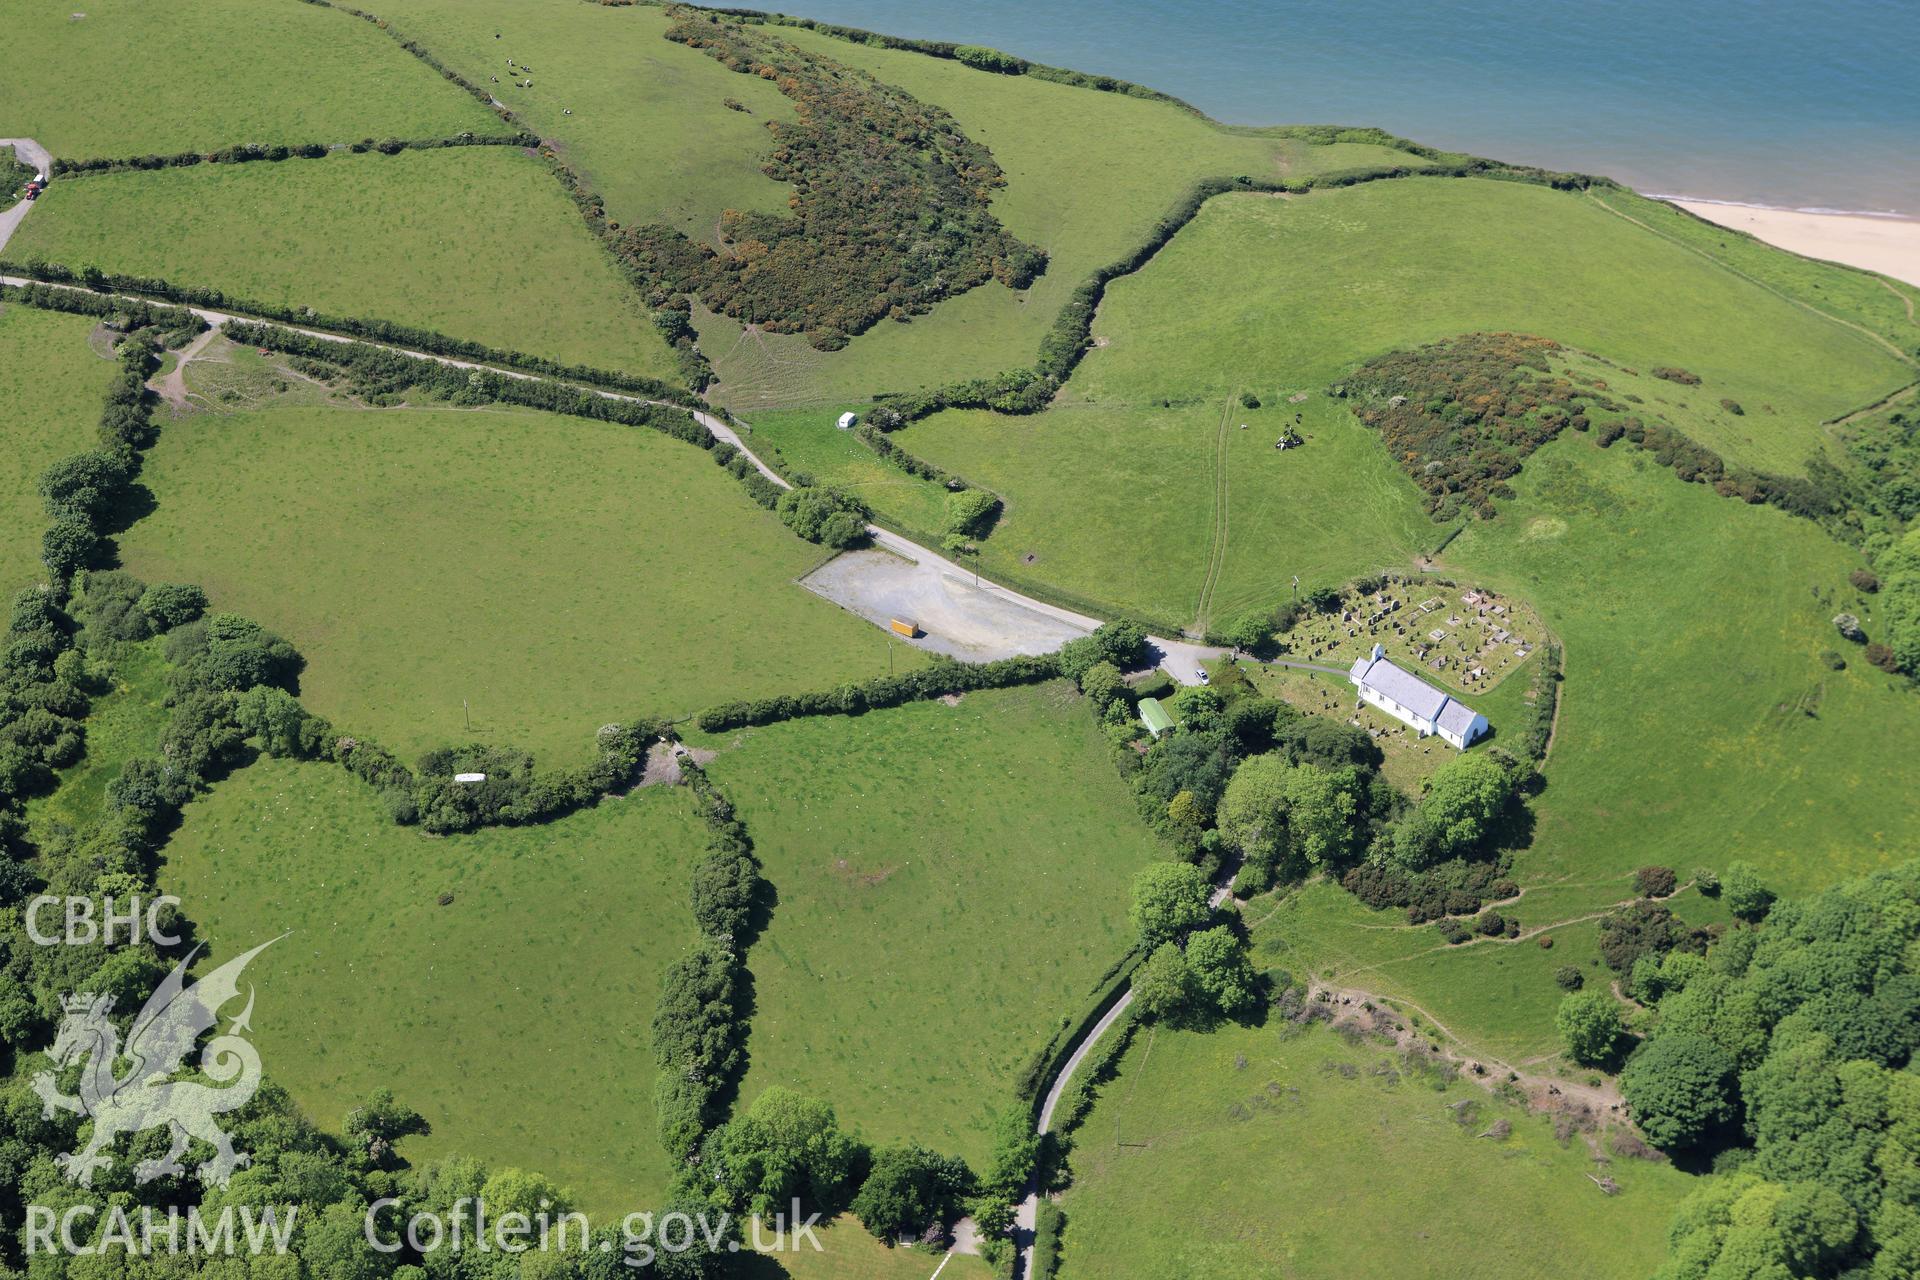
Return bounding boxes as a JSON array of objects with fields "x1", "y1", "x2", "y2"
[{"x1": 1138, "y1": 696, "x2": 1175, "y2": 738}]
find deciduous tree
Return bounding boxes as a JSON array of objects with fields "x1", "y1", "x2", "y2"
[{"x1": 1129, "y1": 861, "x2": 1211, "y2": 948}]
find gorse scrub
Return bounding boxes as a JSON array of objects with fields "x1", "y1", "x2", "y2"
[{"x1": 613, "y1": 9, "x2": 1045, "y2": 350}]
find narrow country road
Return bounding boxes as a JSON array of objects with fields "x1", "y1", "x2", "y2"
[
  {"x1": 0, "y1": 138, "x2": 53, "y2": 257},
  {"x1": 1012, "y1": 872, "x2": 1237, "y2": 1277},
  {"x1": 5, "y1": 260, "x2": 1259, "y2": 1276},
  {"x1": 0, "y1": 268, "x2": 1228, "y2": 685}
]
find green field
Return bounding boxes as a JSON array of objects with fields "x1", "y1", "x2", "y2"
[
  {"x1": 1447, "y1": 441, "x2": 1920, "y2": 900},
  {"x1": 24, "y1": 636, "x2": 171, "y2": 835},
  {"x1": 697, "y1": 681, "x2": 1162, "y2": 1166},
  {"x1": 704, "y1": 27, "x2": 1437, "y2": 410},
  {"x1": 367, "y1": 0, "x2": 798, "y2": 242},
  {"x1": 11, "y1": 146, "x2": 683, "y2": 379},
  {"x1": 1054, "y1": 1020, "x2": 1696, "y2": 1279},
  {"x1": 119, "y1": 402, "x2": 925, "y2": 765},
  {"x1": 0, "y1": 0, "x2": 499, "y2": 159},
  {"x1": 898, "y1": 178, "x2": 1910, "y2": 629},
  {"x1": 0, "y1": 304, "x2": 114, "y2": 595},
  {"x1": 1248, "y1": 436, "x2": 1920, "y2": 1061},
  {"x1": 11, "y1": 3, "x2": 1920, "y2": 1273},
  {"x1": 903, "y1": 394, "x2": 1436, "y2": 632},
  {"x1": 745, "y1": 1220, "x2": 994, "y2": 1280},
  {"x1": 1588, "y1": 187, "x2": 1920, "y2": 362},
  {"x1": 359, "y1": 0, "x2": 1436, "y2": 410},
  {"x1": 883, "y1": 175, "x2": 1920, "y2": 1059},
  {"x1": 159, "y1": 757, "x2": 705, "y2": 1217},
  {"x1": 738, "y1": 407, "x2": 954, "y2": 541}
]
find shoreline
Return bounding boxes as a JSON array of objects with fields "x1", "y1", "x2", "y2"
[{"x1": 1654, "y1": 195, "x2": 1920, "y2": 289}]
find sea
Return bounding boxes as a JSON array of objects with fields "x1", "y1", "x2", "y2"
[{"x1": 785, "y1": 0, "x2": 1920, "y2": 218}]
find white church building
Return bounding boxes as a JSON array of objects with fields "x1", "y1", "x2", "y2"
[{"x1": 1348, "y1": 644, "x2": 1488, "y2": 749}]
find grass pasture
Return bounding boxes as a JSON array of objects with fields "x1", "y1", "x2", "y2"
[
  {"x1": 902, "y1": 395, "x2": 1435, "y2": 631},
  {"x1": 359, "y1": 0, "x2": 1437, "y2": 411},
  {"x1": 738, "y1": 407, "x2": 954, "y2": 540},
  {"x1": 895, "y1": 176, "x2": 1919, "y2": 1057},
  {"x1": 897, "y1": 178, "x2": 1910, "y2": 627},
  {"x1": 0, "y1": 0, "x2": 499, "y2": 159},
  {"x1": 365, "y1": 0, "x2": 799, "y2": 242},
  {"x1": 1444, "y1": 439, "x2": 1920, "y2": 903},
  {"x1": 11, "y1": 146, "x2": 683, "y2": 380},
  {"x1": 159, "y1": 757, "x2": 706, "y2": 1217},
  {"x1": 0, "y1": 304, "x2": 115, "y2": 594},
  {"x1": 1066, "y1": 180, "x2": 1904, "y2": 456},
  {"x1": 702, "y1": 29, "x2": 1438, "y2": 410},
  {"x1": 1588, "y1": 187, "x2": 1920, "y2": 363},
  {"x1": 738, "y1": 1218, "x2": 994, "y2": 1280},
  {"x1": 696, "y1": 681, "x2": 1163, "y2": 1166},
  {"x1": 1249, "y1": 437, "x2": 1920, "y2": 1060},
  {"x1": 1053, "y1": 1020, "x2": 1695, "y2": 1279},
  {"x1": 119, "y1": 402, "x2": 926, "y2": 765}
]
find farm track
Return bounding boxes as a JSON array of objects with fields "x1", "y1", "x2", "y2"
[
  {"x1": 1884, "y1": 277, "x2": 1918, "y2": 324},
  {"x1": 156, "y1": 324, "x2": 221, "y2": 408},
  {"x1": 0, "y1": 139, "x2": 53, "y2": 257},
  {"x1": 1192, "y1": 393, "x2": 1235, "y2": 634},
  {"x1": 1828, "y1": 379, "x2": 1919, "y2": 429},
  {"x1": 1588, "y1": 189, "x2": 1919, "y2": 369},
  {"x1": 11, "y1": 128, "x2": 1823, "y2": 1273}
]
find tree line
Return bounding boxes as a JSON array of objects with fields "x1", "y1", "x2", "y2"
[
  {"x1": 2, "y1": 263, "x2": 699, "y2": 404},
  {"x1": 48, "y1": 131, "x2": 538, "y2": 178}
]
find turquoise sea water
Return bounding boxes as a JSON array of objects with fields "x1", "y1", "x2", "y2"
[{"x1": 787, "y1": 0, "x2": 1920, "y2": 215}]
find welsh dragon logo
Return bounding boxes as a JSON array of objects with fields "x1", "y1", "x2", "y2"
[{"x1": 31, "y1": 938, "x2": 282, "y2": 1188}]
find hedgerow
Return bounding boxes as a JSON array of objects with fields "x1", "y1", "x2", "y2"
[
  {"x1": 853, "y1": 421, "x2": 977, "y2": 491},
  {"x1": 1, "y1": 263, "x2": 699, "y2": 402},
  {"x1": 696, "y1": 652, "x2": 1062, "y2": 732},
  {"x1": 611, "y1": 10, "x2": 1046, "y2": 350},
  {"x1": 1512, "y1": 641, "x2": 1562, "y2": 763},
  {"x1": 1341, "y1": 857, "x2": 1518, "y2": 925},
  {"x1": 651, "y1": 760, "x2": 766, "y2": 1159},
  {"x1": 48, "y1": 131, "x2": 538, "y2": 177},
  {"x1": 0, "y1": 280, "x2": 205, "y2": 340},
  {"x1": 535, "y1": 148, "x2": 718, "y2": 392},
  {"x1": 858, "y1": 160, "x2": 1611, "y2": 435},
  {"x1": 1, "y1": 578, "x2": 699, "y2": 1274},
  {"x1": 295, "y1": 0, "x2": 529, "y2": 129},
  {"x1": 0, "y1": 300, "x2": 253, "y2": 865},
  {"x1": 707, "y1": 7, "x2": 1234, "y2": 115},
  {"x1": 407, "y1": 725, "x2": 664, "y2": 833},
  {"x1": 300, "y1": 0, "x2": 720, "y2": 391}
]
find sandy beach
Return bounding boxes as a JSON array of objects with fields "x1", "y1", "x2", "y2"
[{"x1": 1668, "y1": 199, "x2": 1920, "y2": 289}]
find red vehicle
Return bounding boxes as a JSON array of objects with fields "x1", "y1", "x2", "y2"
[{"x1": 23, "y1": 180, "x2": 44, "y2": 201}]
